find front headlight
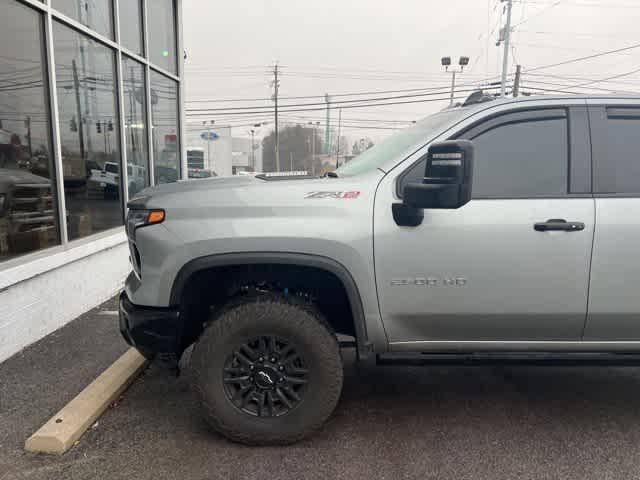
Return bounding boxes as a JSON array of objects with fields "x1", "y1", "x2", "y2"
[{"x1": 126, "y1": 208, "x2": 165, "y2": 239}]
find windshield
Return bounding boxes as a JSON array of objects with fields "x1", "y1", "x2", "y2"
[{"x1": 334, "y1": 108, "x2": 468, "y2": 176}]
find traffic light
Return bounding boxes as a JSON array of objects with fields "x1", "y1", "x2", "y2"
[
  {"x1": 107, "y1": 120, "x2": 113, "y2": 131},
  {"x1": 96, "y1": 122, "x2": 101, "y2": 133},
  {"x1": 70, "y1": 117, "x2": 77, "y2": 132}
]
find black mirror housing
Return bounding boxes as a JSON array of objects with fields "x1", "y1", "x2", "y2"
[{"x1": 404, "y1": 140, "x2": 474, "y2": 210}]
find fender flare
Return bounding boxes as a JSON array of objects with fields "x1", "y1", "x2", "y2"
[{"x1": 170, "y1": 252, "x2": 372, "y2": 359}]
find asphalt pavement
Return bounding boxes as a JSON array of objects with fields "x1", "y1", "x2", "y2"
[{"x1": 3, "y1": 297, "x2": 640, "y2": 479}]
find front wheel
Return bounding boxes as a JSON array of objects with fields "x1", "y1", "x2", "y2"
[{"x1": 191, "y1": 296, "x2": 344, "y2": 445}]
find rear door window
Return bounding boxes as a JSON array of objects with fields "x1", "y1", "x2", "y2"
[{"x1": 591, "y1": 107, "x2": 640, "y2": 194}]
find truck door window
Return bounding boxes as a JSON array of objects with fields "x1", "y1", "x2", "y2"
[
  {"x1": 463, "y1": 116, "x2": 568, "y2": 197},
  {"x1": 105, "y1": 163, "x2": 119, "y2": 174},
  {"x1": 592, "y1": 107, "x2": 640, "y2": 194},
  {"x1": 398, "y1": 109, "x2": 570, "y2": 198}
]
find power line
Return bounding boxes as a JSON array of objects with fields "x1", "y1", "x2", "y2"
[
  {"x1": 563, "y1": 67, "x2": 640, "y2": 89},
  {"x1": 525, "y1": 78, "x2": 639, "y2": 94},
  {"x1": 512, "y1": 0, "x2": 563, "y2": 28},
  {"x1": 525, "y1": 42, "x2": 640, "y2": 72},
  {"x1": 515, "y1": 0, "x2": 640, "y2": 7},
  {"x1": 521, "y1": 85, "x2": 589, "y2": 94},
  {"x1": 526, "y1": 71, "x2": 640, "y2": 87},
  {"x1": 184, "y1": 92, "x2": 491, "y2": 117},
  {"x1": 185, "y1": 86, "x2": 501, "y2": 113},
  {"x1": 185, "y1": 78, "x2": 501, "y2": 104},
  {"x1": 280, "y1": 115, "x2": 413, "y2": 124},
  {"x1": 517, "y1": 29, "x2": 635, "y2": 40}
]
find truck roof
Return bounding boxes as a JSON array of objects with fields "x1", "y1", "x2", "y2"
[{"x1": 448, "y1": 92, "x2": 640, "y2": 114}]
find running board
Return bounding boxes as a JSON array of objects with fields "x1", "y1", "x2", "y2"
[{"x1": 376, "y1": 352, "x2": 640, "y2": 366}]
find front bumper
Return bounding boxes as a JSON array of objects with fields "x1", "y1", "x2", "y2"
[{"x1": 119, "y1": 291, "x2": 181, "y2": 355}]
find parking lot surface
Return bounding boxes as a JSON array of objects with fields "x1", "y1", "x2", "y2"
[{"x1": 3, "y1": 297, "x2": 640, "y2": 479}]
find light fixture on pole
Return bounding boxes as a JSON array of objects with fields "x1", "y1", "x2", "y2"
[{"x1": 442, "y1": 56, "x2": 469, "y2": 106}]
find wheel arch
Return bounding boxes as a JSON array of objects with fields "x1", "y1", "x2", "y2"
[{"x1": 170, "y1": 252, "x2": 372, "y2": 359}]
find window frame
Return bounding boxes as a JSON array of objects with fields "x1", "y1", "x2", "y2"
[
  {"x1": 0, "y1": 0, "x2": 184, "y2": 270},
  {"x1": 51, "y1": 18, "x2": 126, "y2": 237},
  {"x1": 0, "y1": 0, "x2": 63, "y2": 261},
  {"x1": 588, "y1": 104, "x2": 640, "y2": 198},
  {"x1": 146, "y1": 0, "x2": 178, "y2": 75},
  {"x1": 396, "y1": 106, "x2": 592, "y2": 200}
]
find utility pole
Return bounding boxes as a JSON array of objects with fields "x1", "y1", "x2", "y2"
[
  {"x1": 310, "y1": 122, "x2": 315, "y2": 175},
  {"x1": 335, "y1": 108, "x2": 342, "y2": 169},
  {"x1": 499, "y1": 0, "x2": 513, "y2": 97},
  {"x1": 25, "y1": 116, "x2": 32, "y2": 159},
  {"x1": 513, "y1": 64, "x2": 522, "y2": 97},
  {"x1": 250, "y1": 129, "x2": 255, "y2": 170},
  {"x1": 311, "y1": 125, "x2": 315, "y2": 175},
  {"x1": 71, "y1": 59, "x2": 86, "y2": 162},
  {"x1": 324, "y1": 93, "x2": 331, "y2": 155},
  {"x1": 103, "y1": 121, "x2": 108, "y2": 154},
  {"x1": 272, "y1": 63, "x2": 280, "y2": 171},
  {"x1": 130, "y1": 65, "x2": 137, "y2": 164},
  {"x1": 308, "y1": 121, "x2": 319, "y2": 175}
]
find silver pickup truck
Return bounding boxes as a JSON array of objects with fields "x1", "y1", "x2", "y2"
[{"x1": 119, "y1": 93, "x2": 640, "y2": 445}]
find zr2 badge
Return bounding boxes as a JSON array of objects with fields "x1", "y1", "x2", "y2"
[{"x1": 305, "y1": 191, "x2": 361, "y2": 199}]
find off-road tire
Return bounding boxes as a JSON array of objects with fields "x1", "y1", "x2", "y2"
[{"x1": 191, "y1": 295, "x2": 344, "y2": 445}]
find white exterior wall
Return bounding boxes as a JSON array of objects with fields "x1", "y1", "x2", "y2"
[
  {"x1": 185, "y1": 126, "x2": 233, "y2": 177},
  {"x1": 0, "y1": 230, "x2": 129, "y2": 362}
]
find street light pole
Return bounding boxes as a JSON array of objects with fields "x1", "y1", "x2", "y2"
[
  {"x1": 441, "y1": 56, "x2": 469, "y2": 106},
  {"x1": 449, "y1": 70, "x2": 457, "y2": 106},
  {"x1": 203, "y1": 120, "x2": 214, "y2": 170}
]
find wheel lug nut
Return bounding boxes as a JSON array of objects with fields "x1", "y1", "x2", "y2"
[
  {"x1": 270, "y1": 357, "x2": 276, "y2": 363},
  {"x1": 259, "y1": 357, "x2": 264, "y2": 363},
  {"x1": 250, "y1": 365, "x2": 254, "y2": 370},
  {"x1": 278, "y1": 366, "x2": 284, "y2": 371}
]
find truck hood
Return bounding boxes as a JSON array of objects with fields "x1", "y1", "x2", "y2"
[
  {"x1": 0, "y1": 168, "x2": 51, "y2": 193},
  {"x1": 135, "y1": 174, "x2": 256, "y2": 198},
  {"x1": 132, "y1": 171, "x2": 384, "y2": 211}
]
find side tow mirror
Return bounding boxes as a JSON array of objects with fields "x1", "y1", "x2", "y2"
[{"x1": 404, "y1": 139, "x2": 474, "y2": 210}]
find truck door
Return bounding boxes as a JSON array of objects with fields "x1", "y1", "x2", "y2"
[
  {"x1": 374, "y1": 107, "x2": 595, "y2": 346},
  {"x1": 584, "y1": 102, "x2": 640, "y2": 340}
]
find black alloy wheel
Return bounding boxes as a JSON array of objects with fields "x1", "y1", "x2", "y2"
[
  {"x1": 223, "y1": 336, "x2": 309, "y2": 417},
  {"x1": 192, "y1": 295, "x2": 344, "y2": 445}
]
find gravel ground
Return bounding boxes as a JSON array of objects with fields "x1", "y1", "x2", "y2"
[{"x1": 3, "y1": 297, "x2": 640, "y2": 479}]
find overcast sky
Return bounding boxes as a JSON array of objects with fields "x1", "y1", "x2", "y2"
[{"x1": 182, "y1": 0, "x2": 640, "y2": 142}]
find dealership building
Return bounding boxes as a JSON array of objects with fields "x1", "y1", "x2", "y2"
[{"x1": 0, "y1": 0, "x2": 185, "y2": 361}]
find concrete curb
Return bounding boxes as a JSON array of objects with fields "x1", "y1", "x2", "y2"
[{"x1": 25, "y1": 348, "x2": 148, "y2": 455}]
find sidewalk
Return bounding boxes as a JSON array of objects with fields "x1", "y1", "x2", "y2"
[
  {"x1": 4, "y1": 297, "x2": 640, "y2": 480},
  {"x1": 0, "y1": 296, "x2": 128, "y2": 478}
]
